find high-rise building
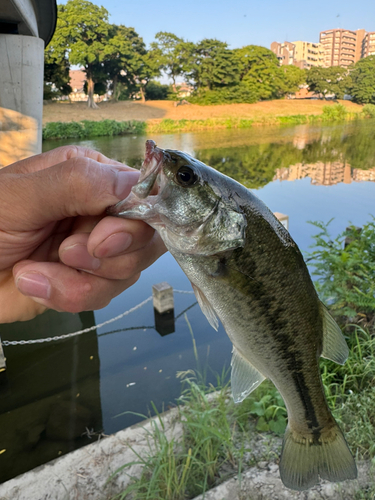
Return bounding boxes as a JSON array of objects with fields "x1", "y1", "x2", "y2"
[
  {"x1": 270, "y1": 41, "x2": 296, "y2": 65},
  {"x1": 292, "y1": 41, "x2": 324, "y2": 68},
  {"x1": 362, "y1": 32, "x2": 375, "y2": 57},
  {"x1": 270, "y1": 41, "x2": 324, "y2": 68},
  {"x1": 319, "y1": 29, "x2": 366, "y2": 67}
]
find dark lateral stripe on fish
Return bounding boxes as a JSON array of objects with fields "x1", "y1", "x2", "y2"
[{"x1": 221, "y1": 253, "x2": 322, "y2": 438}]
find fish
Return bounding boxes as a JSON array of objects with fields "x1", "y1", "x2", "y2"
[{"x1": 108, "y1": 140, "x2": 357, "y2": 491}]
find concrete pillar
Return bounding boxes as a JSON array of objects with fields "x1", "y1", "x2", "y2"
[{"x1": 0, "y1": 35, "x2": 44, "y2": 168}]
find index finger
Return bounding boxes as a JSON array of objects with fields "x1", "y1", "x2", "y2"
[{"x1": 5, "y1": 145, "x2": 134, "y2": 175}]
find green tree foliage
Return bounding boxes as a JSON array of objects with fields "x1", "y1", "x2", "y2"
[
  {"x1": 236, "y1": 45, "x2": 285, "y2": 100},
  {"x1": 145, "y1": 81, "x2": 171, "y2": 100},
  {"x1": 103, "y1": 25, "x2": 146, "y2": 101},
  {"x1": 190, "y1": 39, "x2": 240, "y2": 91},
  {"x1": 281, "y1": 65, "x2": 306, "y2": 94},
  {"x1": 306, "y1": 66, "x2": 349, "y2": 99},
  {"x1": 189, "y1": 44, "x2": 289, "y2": 104},
  {"x1": 44, "y1": 45, "x2": 72, "y2": 100},
  {"x1": 151, "y1": 32, "x2": 194, "y2": 92},
  {"x1": 348, "y1": 56, "x2": 375, "y2": 104},
  {"x1": 53, "y1": 0, "x2": 110, "y2": 108},
  {"x1": 130, "y1": 49, "x2": 162, "y2": 102}
]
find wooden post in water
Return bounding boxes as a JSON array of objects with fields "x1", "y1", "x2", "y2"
[
  {"x1": 0, "y1": 338, "x2": 6, "y2": 372},
  {"x1": 152, "y1": 282, "x2": 175, "y2": 336}
]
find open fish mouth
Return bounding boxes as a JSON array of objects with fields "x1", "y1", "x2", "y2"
[
  {"x1": 107, "y1": 140, "x2": 164, "y2": 219},
  {"x1": 132, "y1": 140, "x2": 164, "y2": 199}
]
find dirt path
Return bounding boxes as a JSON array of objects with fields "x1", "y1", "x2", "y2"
[{"x1": 42, "y1": 99, "x2": 362, "y2": 125}]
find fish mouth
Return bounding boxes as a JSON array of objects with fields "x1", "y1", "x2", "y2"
[{"x1": 107, "y1": 140, "x2": 164, "y2": 220}]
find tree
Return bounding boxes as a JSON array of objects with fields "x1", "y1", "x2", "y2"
[
  {"x1": 236, "y1": 45, "x2": 285, "y2": 100},
  {"x1": 151, "y1": 32, "x2": 194, "y2": 92},
  {"x1": 145, "y1": 81, "x2": 171, "y2": 100},
  {"x1": 281, "y1": 65, "x2": 306, "y2": 95},
  {"x1": 53, "y1": 0, "x2": 110, "y2": 108},
  {"x1": 132, "y1": 49, "x2": 162, "y2": 102},
  {"x1": 348, "y1": 56, "x2": 375, "y2": 104},
  {"x1": 103, "y1": 25, "x2": 146, "y2": 101},
  {"x1": 190, "y1": 39, "x2": 240, "y2": 90},
  {"x1": 44, "y1": 45, "x2": 72, "y2": 100},
  {"x1": 306, "y1": 66, "x2": 349, "y2": 99}
]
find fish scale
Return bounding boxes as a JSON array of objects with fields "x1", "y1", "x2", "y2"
[{"x1": 108, "y1": 139, "x2": 357, "y2": 491}]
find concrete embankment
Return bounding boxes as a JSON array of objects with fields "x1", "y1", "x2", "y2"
[
  {"x1": 0, "y1": 403, "x2": 371, "y2": 500},
  {"x1": 0, "y1": 409, "x2": 182, "y2": 500}
]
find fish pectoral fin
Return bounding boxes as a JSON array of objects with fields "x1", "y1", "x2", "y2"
[
  {"x1": 231, "y1": 346, "x2": 266, "y2": 403},
  {"x1": 320, "y1": 301, "x2": 349, "y2": 365},
  {"x1": 191, "y1": 282, "x2": 219, "y2": 331}
]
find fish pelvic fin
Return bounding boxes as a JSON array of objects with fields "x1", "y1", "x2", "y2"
[
  {"x1": 320, "y1": 301, "x2": 349, "y2": 365},
  {"x1": 231, "y1": 346, "x2": 266, "y2": 403},
  {"x1": 279, "y1": 423, "x2": 357, "y2": 491},
  {"x1": 191, "y1": 282, "x2": 219, "y2": 331}
]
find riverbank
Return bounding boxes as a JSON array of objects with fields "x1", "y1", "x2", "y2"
[
  {"x1": 42, "y1": 100, "x2": 365, "y2": 140},
  {"x1": 42, "y1": 99, "x2": 362, "y2": 125}
]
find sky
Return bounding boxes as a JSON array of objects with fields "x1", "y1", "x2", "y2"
[{"x1": 73, "y1": 0, "x2": 375, "y2": 49}]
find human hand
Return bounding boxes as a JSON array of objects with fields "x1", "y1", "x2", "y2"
[{"x1": 0, "y1": 145, "x2": 166, "y2": 323}]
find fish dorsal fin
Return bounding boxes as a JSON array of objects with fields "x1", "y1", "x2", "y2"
[
  {"x1": 191, "y1": 282, "x2": 219, "y2": 331},
  {"x1": 320, "y1": 301, "x2": 349, "y2": 365},
  {"x1": 231, "y1": 346, "x2": 266, "y2": 403}
]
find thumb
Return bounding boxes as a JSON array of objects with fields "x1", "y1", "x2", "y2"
[{"x1": 2, "y1": 157, "x2": 139, "y2": 229}]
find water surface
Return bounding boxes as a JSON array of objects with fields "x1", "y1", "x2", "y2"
[{"x1": 1, "y1": 119, "x2": 374, "y2": 482}]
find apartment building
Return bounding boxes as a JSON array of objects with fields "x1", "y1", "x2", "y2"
[
  {"x1": 293, "y1": 41, "x2": 324, "y2": 68},
  {"x1": 362, "y1": 32, "x2": 375, "y2": 57},
  {"x1": 270, "y1": 41, "x2": 324, "y2": 68},
  {"x1": 270, "y1": 41, "x2": 296, "y2": 65},
  {"x1": 319, "y1": 29, "x2": 366, "y2": 67}
]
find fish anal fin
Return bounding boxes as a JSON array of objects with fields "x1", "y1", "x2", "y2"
[
  {"x1": 320, "y1": 301, "x2": 349, "y2": 365},
  {"x1": 279, "y1": 424, "x2": 357, "y2": 491},
  {"x1": 191, "y1": 282, "x2": 219, "y2": 331},
  {"x1": 231, "y1": 346, "x2": 265, "y2": 403}
]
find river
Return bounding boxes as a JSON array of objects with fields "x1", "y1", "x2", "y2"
[{"x1": 1, "y1": 119, "x2": 374, "y2": 482}]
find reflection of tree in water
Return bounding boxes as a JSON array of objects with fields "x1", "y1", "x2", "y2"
[
  {"x1": 197, "y1": 143, "x2": 303, "y2": 189},
  {"x1": 196, "y1": 120, "x2": 375, "y2": 189}
]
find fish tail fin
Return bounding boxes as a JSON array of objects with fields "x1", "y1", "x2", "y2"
[{"x1": 279, "y1": 423, "x2": 357, "y2": 491}]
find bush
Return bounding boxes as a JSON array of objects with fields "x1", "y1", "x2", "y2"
[
  {"x1": 362, "y1": 103, "x2": 375, "y2": 119},
  {"x1": 43, "y1": 120, "x2": 146, "y2": 140},
  {"x1": 321, "y1": 103, "x2": 348, "y2": 121},
  {"x1": 189, "y1": 84, "x2": 259, "y2": 105}
]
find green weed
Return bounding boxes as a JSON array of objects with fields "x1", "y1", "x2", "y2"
[
  {"x1": 147, "y1": 117, "x2": 254, "y2": 134},
  {"x1": 42, "y1": 119, "x2": 146, "y2": 140},
  {"x1": 362, "y1": 103, "x2": 375, "y2": 119},
  {"x1": 306, "y1": 219, "x2": 375, "y2": 325}
]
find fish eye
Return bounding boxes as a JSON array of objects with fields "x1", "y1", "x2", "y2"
[{"x1": 175, "y1": 166, "x2": 198, "y2": 187}]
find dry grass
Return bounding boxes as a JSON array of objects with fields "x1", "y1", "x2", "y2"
[{"x1": 42, "y1": 99, "x2": 362, "y2": 126}]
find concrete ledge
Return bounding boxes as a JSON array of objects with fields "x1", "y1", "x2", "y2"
[
  {"x1": 192, "y1": 461, "x2": 372, "y2": 500},
  {"x1": 0, "y1": 408, "x2": 182, "y2": 500}
]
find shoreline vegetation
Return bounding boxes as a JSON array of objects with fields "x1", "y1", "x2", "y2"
[{"x1": 42, "y1": 100, "x2": 374, "y2": 141}]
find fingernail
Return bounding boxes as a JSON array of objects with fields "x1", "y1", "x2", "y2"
[
  {"x1": 16, "y1": 273, "x2": 51, "y2": 300},
  {"x1": 93, "y1": 232, "x2": 133, "y2": 258},
  {"x1": 61, "y1": 244, "x2": 101, "y2": 271},
  {"x1": 115, "y1": 171, "x2": 140, "y2": 199}
]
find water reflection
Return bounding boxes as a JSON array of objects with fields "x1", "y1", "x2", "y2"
[
  {"x1": 0, "y1": 310, "x2": 102, "y2": 483},
  {"x1": 274, "y1": 162, "x2": 375, "y2": 186}
]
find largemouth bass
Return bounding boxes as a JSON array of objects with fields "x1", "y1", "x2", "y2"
[{"x1": 109, "y1": 140, "x2": 357, "y2": 491}]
